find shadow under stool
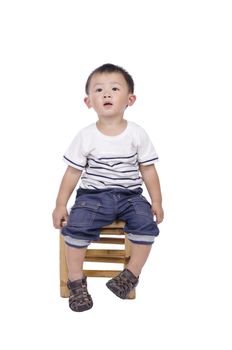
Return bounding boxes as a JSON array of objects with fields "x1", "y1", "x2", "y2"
[{"x1": 60, "y1": 220, "x2": 136, "y2": 299}]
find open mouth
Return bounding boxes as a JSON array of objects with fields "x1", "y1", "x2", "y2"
[{"x1": 103, "y1": 102, "x2": 113, "y2": 106}]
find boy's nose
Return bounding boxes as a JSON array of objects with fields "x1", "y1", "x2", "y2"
[{"x1": 103, "y1": 92, "x2": 112, "y2": 98}]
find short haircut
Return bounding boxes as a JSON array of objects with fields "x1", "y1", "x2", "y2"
[{"x1": 85, "y1": 63, "x2": 134, "y2": 94}]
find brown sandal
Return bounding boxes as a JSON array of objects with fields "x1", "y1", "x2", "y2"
[
  {"x1": 106, "y1": 269, "x2": 139, "y2": 299},
  {"x1": 67, "y1": 277, "x2": 93, "y2": 312}
]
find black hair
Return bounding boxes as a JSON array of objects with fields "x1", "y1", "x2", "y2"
[{"x1": 85, "y1": 63, "x2": 134, "y2": 94}]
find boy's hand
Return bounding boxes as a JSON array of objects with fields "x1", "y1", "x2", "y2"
[
  {"x1": 151, "y1": 202, "x2": 164, "y2": 224},
  {"x1": 52, "y1": 206, "x2": 68, "y2": 229}
]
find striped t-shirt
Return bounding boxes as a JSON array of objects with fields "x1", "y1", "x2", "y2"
[{"x1": 63, "y1": 121, "x2": 158, "y2": 190}]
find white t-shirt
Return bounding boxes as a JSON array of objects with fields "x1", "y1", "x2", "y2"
[{"x1": 63, "y1": 121, "x2": 158, "y2": 190}]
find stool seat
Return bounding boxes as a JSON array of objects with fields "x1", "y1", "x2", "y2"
[{"x1": 60, "y1": 220, "x2": 136, "y2": 299}]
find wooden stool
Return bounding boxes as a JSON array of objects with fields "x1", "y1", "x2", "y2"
[{"x1": 60, "y1": 220, "x2": 136, "y2": 299}]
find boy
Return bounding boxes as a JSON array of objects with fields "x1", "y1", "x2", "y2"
[{"x1": 52, "y1": 63, "x2": 164, "y2": 312}]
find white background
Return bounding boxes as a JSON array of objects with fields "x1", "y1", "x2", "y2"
[{"x1": 0, "y1": 0, "x2": 232, "y2": 349}]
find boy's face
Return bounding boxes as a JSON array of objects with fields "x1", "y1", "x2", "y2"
[{"x1": 84, "y1": 72, "x2": 136, "y2": 118}]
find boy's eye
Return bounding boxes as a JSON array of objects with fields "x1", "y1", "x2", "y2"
[
  {"x1": 96, "y1": 88, "x2": 103, "y2": 92},
  {"x1": 112, "y1": 87, "x2": 119, "y2": 91}
]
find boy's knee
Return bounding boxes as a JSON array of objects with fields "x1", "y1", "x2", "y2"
[
  {"x1": 64, "y1": 236, "x2": 91, "y2": 248},
  {"x1": 127, "y1": 233, "x2": 155, "y2": 245}
]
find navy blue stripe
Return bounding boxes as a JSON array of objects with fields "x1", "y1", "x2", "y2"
[
  {"x1": 89, "y1": 166, "x2": 138, "y2": 173},
  {"x1": 82, "y1": 177, "x2": 105, "y2": 185},
  {"x1": 103, "y1": 183, "x2": 142, "y2": 189},
  {"x1": 88, "y1": 158, "x2": 138, "y2": 168},
  {"x1": 139, "y1": 157, "x2": 158, "y2": 164},
  {"x1": 63, "y1": 156, "x2": 85, "y2": 168},
  {"x1": 87, "y1": 183, "x2": 142, "y2": 189},
  {"x1": 85, "y1": 171, "x2": 141, "y2": 181},
  {"x1": 99, "y1": 153, "x2": 137, "y2": 160}
]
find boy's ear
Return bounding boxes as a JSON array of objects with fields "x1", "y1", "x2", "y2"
[
  {"x1": 127, "y1": 94, "x2": 136, "y2": 106},
  {"x1": 84, "y1": 96, "x2": 91, "y2": 108}
]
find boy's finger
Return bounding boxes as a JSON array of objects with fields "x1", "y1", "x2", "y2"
[
  {"x1": 61, "y1": 218, "x2": 67, "y2": 227},
  {"x1": 54, "y1": 221, "x2": 61, "y2": 229}
]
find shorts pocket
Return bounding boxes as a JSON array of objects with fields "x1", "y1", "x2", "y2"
[
  {"x1": 128, "y1": 196, "x2": 152, "y2": 217},
  {"x1": 68, "y1": 199, "x2": 101, "y2": 227}
]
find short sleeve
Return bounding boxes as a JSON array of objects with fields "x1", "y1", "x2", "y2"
[
  {"x1": 63, "y1": 131, "x2": 87, "y2": 171},
  {"x1": 137, "y1": 127, "x2": 159, "y2": 166}
]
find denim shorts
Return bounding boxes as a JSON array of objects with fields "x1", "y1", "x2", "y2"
[{"x1": 62, "y1": 187, "x2": 159, "y2": 248}]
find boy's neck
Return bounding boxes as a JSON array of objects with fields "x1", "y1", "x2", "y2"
[{"x1": 96, "y1": 117, "x2": 128, "y2": 136}]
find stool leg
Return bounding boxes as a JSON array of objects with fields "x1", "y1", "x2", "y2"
[
  {"x1": 60, "y1": 234, "x2": 70, "y2": 297},
  {"x1": 124, "y1": 236, "x2": 136, "y2": 299}
]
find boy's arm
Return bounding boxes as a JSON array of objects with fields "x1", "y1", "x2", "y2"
[
  {"x1": 52, "y1": 166, "x2": 82, "y2": 229},
  {"x1": 139, "y1": 164, "x2": 164, "y2": 224}
]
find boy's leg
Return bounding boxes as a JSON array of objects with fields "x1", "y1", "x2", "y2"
[
  {"x1": 65, "y1": 243, "x2": 87, "y2": 281},
  {"x1": 126, "y1": 242, "x2": 152, "y2": 277},
  {"x1": 106, "y1": 190, "x2": 158, "y2": 299},
  {"x1": 64, "y1": 243, "x2": 93, "y2": 312},
  {"x1": 106, "y1": 242, "x2": 152, "y2": 299}
]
